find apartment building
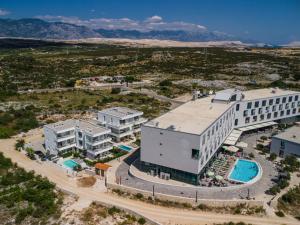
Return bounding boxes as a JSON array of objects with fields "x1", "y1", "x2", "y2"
[
  {"x1": 140, "y1": 88, "x2": 300, "y2": 185},
  {"x1": 44, "y1": 119, "x2": 112, "y2": 159},
  {"x1": 97, "y1": 107, "x2": 147, "y2": 142}
]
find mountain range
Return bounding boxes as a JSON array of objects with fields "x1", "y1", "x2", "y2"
[{"x1": 0, "y1": 18, "x2": 251, "y2": 43}]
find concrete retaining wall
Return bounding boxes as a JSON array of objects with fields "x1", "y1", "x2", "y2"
[{"x1": 107, "y1": 182, "x2": 264, "y2": 208}]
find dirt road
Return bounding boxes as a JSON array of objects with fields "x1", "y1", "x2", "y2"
[{"x1": 1, "y1": 138, "x2": 299, "y2": 225}]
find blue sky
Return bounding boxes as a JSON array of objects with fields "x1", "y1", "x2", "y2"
[{"x1": 0, "y1": 0, "x2": 300, "y2": 44}]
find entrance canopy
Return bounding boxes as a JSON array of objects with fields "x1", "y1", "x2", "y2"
[
  {"x1": 237, "y1": 121, "x2": 277, "y2": 132},
  {"x1": 223, "y1": 129, "x2": 243, "y2": 145}
]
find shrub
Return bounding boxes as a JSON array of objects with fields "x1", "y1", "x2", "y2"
[
  {"x1": 275, "y1": 211, "x2": 285, "y2": 217},
  {"x1": 111, "y1": 87, "x2": 121, "y2": 94},
  {"x1": 159, "y1": 79, "x2": 172, "y2": 87},
  {"x1": 260, "y1": 136, "x2": 268, "y2": 140},
  {"x1": 135, "y1": 193, "x2": 144, "y2": 199},
  {"x1": 138, "y1": 217, "x2": 146, "y2": 225},
  {"x1": 256, "y1": 144, "x2": 264, "y2": 150},
  {"x1": 15, "y1": 139, "x2": 25, "y2": 151},
  {"x1": 268, "y1": 153, "x2": 277, "y2": 161},
  {"x1": 249, "y1": 153, "x2": 255, "y2": 158},
  {"x1": 108, "y1": 206, "x2": 121, "y2": 215}
]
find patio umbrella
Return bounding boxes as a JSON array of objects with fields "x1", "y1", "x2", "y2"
[
  {"x1": 207, "y1": 171, "x2": 214, "y2": 177},
  {"x1": 215, "y1": 175, "x2": 223, "y2": 180}
]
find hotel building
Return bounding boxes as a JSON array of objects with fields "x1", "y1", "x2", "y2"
[{"x1": 140, "y1": 88, "x2": 300, "y2": 185}]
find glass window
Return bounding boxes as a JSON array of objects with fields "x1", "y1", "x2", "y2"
[
  {"x1": 260, "y1": 114, "x2": 264, "y2": 121},
  {"x1": 254, "y1": 101, "x2": 259, "y2": 107},
  {"x1": 282, "y1": 97, "x2": 286, "y2": 103},
  {"x1": 269, "y1": 99, "x2": 273, "y2": 105},
  {"x1": 245, "y1": 117, "x2": 250, "y2": 123},
  {"x1": 234, "y1": 119, "x2": 238, "y2": 126},
  {"x1": 236, "y1": 104, "x2": 240, "y2": 111},
  {"x1": 288, "y1": 96, "x2": 293, "y2": 102},
  {"x1": 295, "y1": 95, "x2": 299, "y2": 101},
  {"x1": 262, "y1": 100, "x2": 266, "y2": 106},
  {"x1": 191, "y1": 149, "x2": 200, "y2": 159},
  {"x1": 247, "y1": 102, "x2": 252, "y2": 109},
  {"x1": 276, "y1": 98, "x2": 280, "y2": 104},
  {"x1": 274, "y1": 112, "x2": 278, "y2": 118},
  {"x1": 267, "y1": 113, "x2": 271, "y2": 119}
]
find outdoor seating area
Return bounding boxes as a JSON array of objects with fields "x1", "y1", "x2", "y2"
[{"x1": 200, "y1": 149, "x2": 242, "y2": 187}]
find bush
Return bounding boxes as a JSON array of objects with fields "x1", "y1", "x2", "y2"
[
  {"x1": 275, "y1": 211, "x2": 285, "y2": 217},
  {"x1": 15, "y1": 139, "x2": 25, "y2": 151},
  {"x1": 111, "y1": 87, "x2": 121, "y2": 94},
  {"x1": 108, "y1": 206, "x2": 121, "y2": 215},
  {"x1": 135, "y1": 193, "x2": 144, "y2": 199},
  {"x1": 159, "y1": 79, "x2": 172, "y2": 87},
  {"x1": 256, "y1": 144, "x2": 264, "y2": 150},
  {"x1": 249, "y1": 153, "x2": 255, "y2": 158},
  {"x1": 268, "y1": 153, "x2": 277, "y2": 161},
  {"x1": 260, "y1": 136, "x2": 268, "y2": 140},
  {"x1": 138, "y1": 217, "x2": 146, "y2": 225}
]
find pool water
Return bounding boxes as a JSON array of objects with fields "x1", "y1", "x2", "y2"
[
  {"x1": 229, "y1": 159, "x2": 260, "y2": 183},
  {"x1": 63, "y1": 159, "x2": 80, "y2": 170},
  {"x1": 118, "y1": 145, "x2": 132, "y2": 152}
]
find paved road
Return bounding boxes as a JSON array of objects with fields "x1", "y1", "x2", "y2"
[
  {"x1": 1, "y1": 137, "x2": 298, "y2": 225},
  {"x1": 116, "y1": 133, "x2": 278, "y2": 200}
]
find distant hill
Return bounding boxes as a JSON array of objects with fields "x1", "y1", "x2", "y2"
[
  {"x1": 0, "y1": 18, "x2": 252, "y2": 43},
  {"x1": 0, "y1": 18, "x2": 101, "y2": 39}
]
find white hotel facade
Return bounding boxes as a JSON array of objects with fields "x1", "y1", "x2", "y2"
[{"x1": 140, "y1": 88, "x2": 300, "y2": 185}]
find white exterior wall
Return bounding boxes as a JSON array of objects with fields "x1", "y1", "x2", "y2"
[{"x1": 234, "y1": 94, "x2": 300, "y2": 128}]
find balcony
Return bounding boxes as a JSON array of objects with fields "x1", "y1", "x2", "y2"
[
  {"x1": 56, "y1": 134, "x2": 76, "y2": 142},
  {"x1": 87, "y1": 143, "x2": 113, "y2": 155}
]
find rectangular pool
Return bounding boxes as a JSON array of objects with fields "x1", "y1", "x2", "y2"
[
  {"x1": 228, "y1": 159, "x2": 260, "y2": 183},
  {"x1": 118, "y1": 145, "x2": 132, "y2": 152},
  {"x1": 63, "y1": 159, "x2": 80, "y2": 170}
]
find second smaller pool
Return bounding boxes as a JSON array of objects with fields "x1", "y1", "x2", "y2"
[
  {"x1": 118, "y1": 145, "x2": 132, "y2": 152},
  {"x1": 63, "y1": 159, "x2": 80, "y2": 170},
  {"x1": 228, "y1": 159, "x2": 260, "y2": 184}
]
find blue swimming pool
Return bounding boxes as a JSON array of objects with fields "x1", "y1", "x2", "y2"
[
  {"x1": 118, "y1": 145, "x2": 132, "y2": 152},
  {"x1": 229, "y1": 159, "x2": 260, "y2": 183},
  {"x1": 63, "y1": 159, "x2": 80, "y2": 170}
]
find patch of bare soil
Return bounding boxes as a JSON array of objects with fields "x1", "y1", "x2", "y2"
[{"x1": 77, "y1": 176, "x2": 96, "y2": 187}]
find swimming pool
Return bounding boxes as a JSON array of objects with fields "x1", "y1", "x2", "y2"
[
  {"x1": 63, "y1": 159, "x2": 80, "y2": 170},
  {"x1": 228, "y1": 159, "x2": 260, "y2": 183},
  {"x1": 118, "y1": 145, "x2": 132, "y2": 152}
]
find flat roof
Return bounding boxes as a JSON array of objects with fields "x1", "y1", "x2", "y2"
[
  {"x1": 45, "y1": 119, "x2": 75, "y2": 132},
  {"x1": 242, "y1": 88, "x2": 299, "y2": 101},
  {"x1": 273, "y1": 126, "x2": 300, "y2": 145},
  {"x1": 145, "y1": 96, "x2": 234, "y2": 135},
  {"x1": 76, "y1": 120, "x2": 109, "y2": 135},
  {"x1": 99, "y1": 107, "x2": 142, "y2": 118}
]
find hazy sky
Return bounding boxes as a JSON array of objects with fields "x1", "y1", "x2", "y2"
[{"x1": 1, "y1": 0, "x2": 300, "y2": 44}]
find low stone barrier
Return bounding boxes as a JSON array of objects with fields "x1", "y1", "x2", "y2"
[{"x1": 107, "y1": 182, "x2": 265, "y2": 208}]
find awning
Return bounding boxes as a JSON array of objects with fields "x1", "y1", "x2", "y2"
[
  {"x1": 95, "y1": 163, "x2": 111, "y2": 171},
  {"x1": 226, "y1": 145, "x2": 239, "y2": 153},
  {"x1": 238, "y1": 121, "x2": 277, "y2": 132},
  {"x1": 223, "y1": 129, "x2": 243, "y2": 145}
]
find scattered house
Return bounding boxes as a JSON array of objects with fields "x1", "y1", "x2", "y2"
[
  {"x1": 141, "y1": 88, "x2": 300, "y2": 185},
  {"x1": 44, "y1": 119, "x2": 112, "y2": 159},
  {"x1": 270, "y1": 126, "x2": 300, "y2": 157},
  {"x1": 97, "y1": 107, "x2": 147, "y2": 142}
]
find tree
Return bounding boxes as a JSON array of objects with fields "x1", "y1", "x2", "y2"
[
  {"x1": 15, "y1": 139, "x2": 25, "y2": 151},
  {"x1": 159, "y1": 79, "x2": 172, "y2": 87},
  {"x1": 111, "y1": 87, "x2": 121, "y2": 94},
  {"x1": 25, "y1": 147, "x2": 35, "y2": 160},
  {"x1": 268, "y1": 153, "x2": 277, "y2": 161}
]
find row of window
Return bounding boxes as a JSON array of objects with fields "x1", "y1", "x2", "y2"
[{"x1": 246, "y1": 95, "x2": 299, "y2": 110}]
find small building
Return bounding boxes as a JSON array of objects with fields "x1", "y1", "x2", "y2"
[
  {"x1": 97, "y1": 107, "x2": 147, "y2": 142},
  {"x1": 270, "y1": 126, "x2": 300, "y2": 157},
  {"x1": 95, "y1": 163, "x2": 111, "y2": 177}
]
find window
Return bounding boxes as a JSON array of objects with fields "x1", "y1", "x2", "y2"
[
  {"x1": 260, "y1": 114, "x2": 264, "y2": 121},
  {"x1": 295, "y1": 95, "x2": 299, "y2": 101},
  {"x1": 287, "y1": 109, "x2": 290, "y2": 115},
  {"x1": 251, "y1": 109, "x2": 256, "y2": 115},
  {"x1": 243, "y1": 110, "x2": 248, "y2": 117},
  {"x1": 267, "y1": 113, "x2": 271, "y2": 119},
  {"x1": 255, "y1": 101, "x2": 259, "y2": 107},
  {"x1": 292, "y1": 108, "x2": 296, "y2": 114},
  {"x1": 247, "y1": 102, "x2": 252, "y2": 109},
  {"x1": 269, "y1": 99, "x2": 273, "y2": 105},
  {"x1": 285, "y1": 103, "x2": 289, "y2": 109},
  {"x1": 276, "y1": 98, "x2": 280, "y2": 104},
  {"x1": 272, "y1": 105, "x2": 276, "y2": 112},
  {"x1": 262, "y1": 100, "x2": 266, "y2": 106},
  {"x1": 253, "y1": 116, "x2": 257, "y2": 122},
  {"x1": 280, "y1": 141, "x2": 285, "y2": 149},
  {"x1": 280, "y1": 111, "x2": 284, "y2": 116},
  {"x1": 191, "y1": 149, "x2": 200, "y2": 159},
  {"x1": 282, "y1": 97, "x2": 286, "y2": 103},
  {"x1": 258, "y1": 108, "x2": 263, "y2": 114},
  {"x1": 288, "y1": 96, "x2": 293, "y2": 102},
  {"x1": 279, "y1": 104, "x2": 283, "y2": 110},
  {"x1": 234, "y1": 119, "x2": 238, "y2": 126},
  {"x1": 274, "y1": 112, "x2": 278, "y2": 118},
  {"x1": 236, "y1": 104, "x2": 240, "y2": 111},
  {"x1": 202, "y1": 135, "x2": 206, "y2": 145},
  {"x1": 245, "y1": 117, "x2": 250, "y2": 124}
]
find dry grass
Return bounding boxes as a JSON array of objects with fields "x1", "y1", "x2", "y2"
[{"x1": 77, "y1": 176, "x2": 96, "y2": 187}]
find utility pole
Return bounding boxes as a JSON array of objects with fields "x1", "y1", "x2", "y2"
[
  {"x1": 152, "y1": 184, "x2": 155, "y2": 197},
  {"x1": 195, "y1": 190, "x2": 198, "y2": 203}
]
